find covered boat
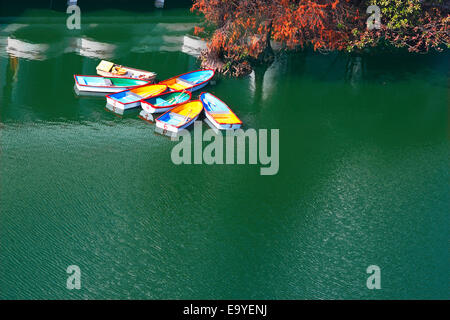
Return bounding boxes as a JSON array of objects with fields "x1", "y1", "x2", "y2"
[
  {"x1": 155, "y1": 100, "x2": 203, "y2": 133},
  {"x1": 159, "y1": 69, "x2": 214, "y2": 92},
  {"x1": 141, "y1": 91, "x2": 192, "y2": 114},
  {"x1": 106, "y1": 84, "x2": 167, "y2": 110},
  {"x1": 199, "y1": 92, "x2": 242, "y2": 130},
  {"x1": 96, "y1": 60, "x2": 157, "y2": 82},
  {"x1": 74, "y1": 75, "x2": 150, "y2": 93}
]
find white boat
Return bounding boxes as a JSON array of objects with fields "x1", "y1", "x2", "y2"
[
  {"x1": 155, "y1": 100, "x2": 203, "y2": 133},
  {"x1": 74, "y1": 75, "x2": 150, "y2": 93},
  {"x1": 96, "y1": 60, "x2": 157, "y2": 82},
  {"x1": 199, "y1": 92, "x2": 242, "y2": 130}
]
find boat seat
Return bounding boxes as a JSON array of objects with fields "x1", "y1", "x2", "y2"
[
  {"x1": 103, "y1": 78, "x2": 113, "y2": 86},
  {"x1": 128, "y1": 92, "x2": 144, "y2": 99},
  {"x1": 164, "y1": 113, "x2": 186, "y2": 126},
  {"x1": 97, "y1": 60, "x2": 114, "y2": 72},
  {"x1": 170, "y1": 78, "x2": 197, "y2": 90},
  {"x1": 177, "y1": 79, "x2": 194, "y2": 86},
  {"x1": 115, "y1": 91, "x2": 142, "y2": 103},
  {"x1": 170, "y1": 113, "x2": 186, "y2": 120},
  {"x1": 169, "y1": 83, "x2": 189, "y2": 91},
  {"x1": 212, "y1": 113, "x2": 240, "y2": 124},
  {"x1": 209, "y1": 110, "x2": 229, "y2": 114}
]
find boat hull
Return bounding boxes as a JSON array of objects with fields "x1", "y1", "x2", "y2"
[
  {"x1": 106, "y1": 96, "x2": 141, "y2": 110},
  {"x1": 141, "y1": 104, "x2": 173, "y2": 114},
  {"x1": 139, "y1": 110, "x2": 156, "y2": 123},
  {"x1": 185, "y1": 81, "x2": 208, "y2": 93},
  {"x1": 75, "y1": 82, "x2": 143, "y2": 93}
]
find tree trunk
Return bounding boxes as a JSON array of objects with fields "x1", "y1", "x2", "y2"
[
  {"x1": 200, "y1": 49, "x2": 225, "y2": 71},
  {"x1": 258, "y1": 21, "x2": 275, "y2": 65}
]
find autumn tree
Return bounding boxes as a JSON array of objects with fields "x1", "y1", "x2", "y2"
[
  {"x1": 192, "y1": 0, "x2": 449, "y2": 76},
  {"x1": 192, "y1": 0, "x2": 365, "y2": 76},
  {"x1": 350, "y1": 0, "x2": 449, "y2": 52}
]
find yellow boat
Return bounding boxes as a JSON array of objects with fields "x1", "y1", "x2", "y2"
[
  {"x1": 106, "y1": 84, "x2": 167, "y2": 110},
  {"x1": 155, "y1": 100, "x2": 203, "y2": 133}
]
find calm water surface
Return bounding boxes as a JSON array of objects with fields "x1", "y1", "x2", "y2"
[{"x1": 0, "y1": 7, "x2": 448, "y2": 299}]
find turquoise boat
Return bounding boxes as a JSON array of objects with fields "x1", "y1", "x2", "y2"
[{"x1": 141, "y1": 91, "x2": 192, "y2": 114}]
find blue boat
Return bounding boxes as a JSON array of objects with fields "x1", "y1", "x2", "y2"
[
  {"x1": 200, "y1": 92, "x2": 242, "y2": 130},
  {"x1": 159, "y1": 69, "x2": 215, "y2": 92}
]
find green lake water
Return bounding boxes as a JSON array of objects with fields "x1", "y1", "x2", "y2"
[{"x1": 0, "y1": 6, "x2": 449, "y2": 299}]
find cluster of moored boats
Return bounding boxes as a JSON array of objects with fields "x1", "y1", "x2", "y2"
[{"x1": 74, "y1": 60, "x2": 242, "y2": 133}]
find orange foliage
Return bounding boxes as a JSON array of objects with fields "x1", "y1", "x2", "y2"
[
  {"x1": 192, "y1": 0, "x2": 362, "y2": 61},
  {"x1": 193, "y1": 26, "x2": 205, "y2": 36}
]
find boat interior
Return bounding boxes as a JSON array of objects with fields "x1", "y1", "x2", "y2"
[
  {"x1": 159, "y1": 101, "x2": 202, "y2": 125},
  {"x1": 203, "y1": 94, "x2": 241, "y2": 124},
  {"x1": 146, "y1": 93, "x2": 189, "y2": 106},
  {"x1": 78, "y1": 76, "x2": 146, "y2": 87}
]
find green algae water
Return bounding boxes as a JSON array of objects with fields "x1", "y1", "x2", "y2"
[{"x1": 0, "y1": 6, "x2": 449, "y2": 299}]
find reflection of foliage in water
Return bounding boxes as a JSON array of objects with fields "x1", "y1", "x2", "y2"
[{"x1": 83, "y1": 27, "x2": 132, "y2": 44}]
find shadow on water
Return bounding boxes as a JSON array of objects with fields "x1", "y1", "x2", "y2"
[{"x1": 280, "y1": 48, "x2": 450, "y2": 85}]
